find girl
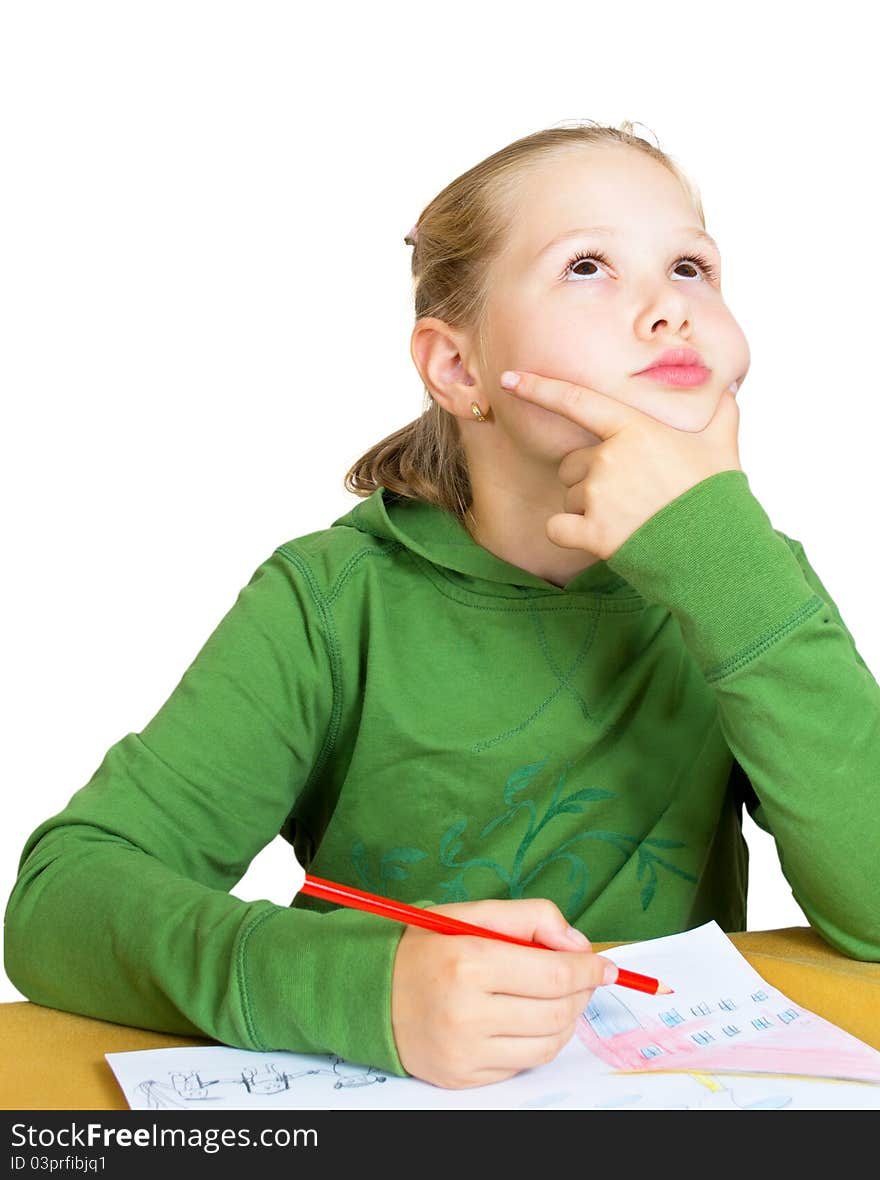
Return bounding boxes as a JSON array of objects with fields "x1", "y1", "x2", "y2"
[{"x1": 5, "y1": 121, "x2": 880, "y2": 1092}]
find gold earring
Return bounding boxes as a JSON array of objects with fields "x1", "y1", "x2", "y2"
[{"x1": 470, "y1": 401, "x2": 489, "y2": 421}]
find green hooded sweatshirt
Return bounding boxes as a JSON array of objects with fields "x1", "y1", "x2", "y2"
[{"x1": 5, "y1": 470, "x2": 880, "y2": 1076}]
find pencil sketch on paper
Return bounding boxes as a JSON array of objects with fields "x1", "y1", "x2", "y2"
[{"x1": 135, "y1": 1055, "x2": 388, "y2": 1109}]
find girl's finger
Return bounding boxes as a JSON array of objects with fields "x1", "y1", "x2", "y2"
[
  {"x1": 481, "y1": 989, "x2": 595, "y2": 1039},
  {"x1": 478, "y1": 1029, "x2": 575, "y2": 1074},
  {"x1": 477, "y1": 942, "x2": 616, "y2": 998}
]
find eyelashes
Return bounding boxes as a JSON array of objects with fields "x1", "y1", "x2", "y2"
[{"x1": 562, "y1": 248, "x2": 720, "y2": 283}]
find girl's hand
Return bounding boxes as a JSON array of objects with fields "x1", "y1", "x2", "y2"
[
  {"x1": 390, "y1": 898, "x2": 616, "y2": 1089},
  {"x1": 500, "y1": 369, "x2": 743, "y2": 560}
]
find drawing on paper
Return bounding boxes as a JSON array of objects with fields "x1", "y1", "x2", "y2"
[
  {"x1": 135, "y1": 1054, "x2": 388, "y2": 1109},
  {"x1": 578, "y1": 983, "x2": 880, "y2": 1083}
]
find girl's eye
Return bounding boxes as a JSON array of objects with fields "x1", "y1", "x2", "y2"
[{"x1": 563, "y1": 248, "x2": 719, "y2": 283}]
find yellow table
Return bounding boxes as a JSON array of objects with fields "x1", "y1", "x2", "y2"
[{"x1": 3, "y1": 927, "x2": 880, "y2": 1110}]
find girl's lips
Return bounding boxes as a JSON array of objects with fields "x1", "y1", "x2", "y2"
[{"x1": 635, "y1": 365, "x2": 711, "y2": 388}]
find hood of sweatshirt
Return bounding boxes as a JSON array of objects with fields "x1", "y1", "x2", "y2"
[{"x1": 331, "y1": 486, "x2": 642, "y2": 600}]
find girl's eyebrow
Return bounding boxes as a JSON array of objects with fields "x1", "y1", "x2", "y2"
[{"x1": 533, "y1": 225, "x2": 720, "y2": 264}]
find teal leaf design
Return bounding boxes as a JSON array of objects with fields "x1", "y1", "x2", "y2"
[
  {"x1": 538, "y1": 785, "x2": 615, "y2": 834},
  {"x1": 480, "y1": 809, "x2": 520, "y2": 839},
  {"x1": 439, "y1": 819, "x2": 468, "y2": 865},
  {"x1": 546, "y1": 762, "x2": 573, "y2": 813},
  {"x1": 503, "y1": 758, "x2": 549, "y2": 805},
  {"x1": 638, "y1": 858, "x2": 658, "y2": 910},
  {"x1": 393, "y1": 759, "x2": 698, "y2": 917},
  {"x1": 554, "y1": 830, "x2": 635, "y2": 859},
  {"x1": 381, "y1": 848, "x2": 427, "y2": 866},
  {"x1": 352, "y1": 844, "x2": 428, "y2": 896},
  {"x1": 563, "y1": 856, "x2": 586, "y2": 886},
  {"x1": 441, "y1": 816, "x2": 514, "y2": 882},
  {"x1": 438, "y1": 874, "x2": 470, "y2": 904},
  {"x1": 351, "y1": 840, "x2": 373, "y2": 890},
  {"x1": 634, "y1": 846, "x2": 697, "y2": 911},
  {"x1": 562, "y1": 787, "x2": 615, "y2": 804},
  {"x1": 647, "y1": 857, "x2": 697, "y2": 883},
  {"x1": 521, "y1": 852, "x2": 589, "y2": 918}
]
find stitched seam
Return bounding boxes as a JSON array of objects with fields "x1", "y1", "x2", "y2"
[
  {"x1": 274, "y1": 544, "x2": 344, "y2": 795},
  {"x1": 705, "y1": 596, "x2": 825, "y2": 683},
  {"x1": 473, "y1": 675, "x2": 570, "y2": 752},
  {"x1": 409, "y1": 551, "x2": 645, "y2": 614},
  {"x1": 520, "y1": 588, "x2": 608, "y2": 727},
  {"x1": 429, "y1": 564, "x2": 637, "y2": 602},
  {"x1": 235, "y1": 906, "x2": 281, "y2": 1050},
  {"x1": 320, "y1": 539, "x2": 644, "y2": 612},
  {"x1": 325, "y1": 543, "x2": 406, "y2": 606},
  {"x1": 473, "y1": 597, "x2": 626, "y2": 751}
]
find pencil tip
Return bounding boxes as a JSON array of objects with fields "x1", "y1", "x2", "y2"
[{"x1": 657, "y1": 983, "x2": 674, "y2": 995}]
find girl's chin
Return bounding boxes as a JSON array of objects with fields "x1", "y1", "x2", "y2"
[{"x1": 627, "y1": 388, "x2": 720, "y2": 431}]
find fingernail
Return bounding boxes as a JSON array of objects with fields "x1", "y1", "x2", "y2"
[
  {"x1": 602, "y1": 962, "x2": 619, "y2": 986},
  {"x1": 500, "y1": 370, "x2": 520, "y2": 389},
  {"x1": 566, "y1": 926, "x2": 591, "y2": 948},
  {"x1": 728, "y1": 380, "x2": 739, "y2": 394}
]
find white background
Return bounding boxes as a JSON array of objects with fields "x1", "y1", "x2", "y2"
[{"x1": 2, "y1": 0, "x2": 878, "y2": 1003}]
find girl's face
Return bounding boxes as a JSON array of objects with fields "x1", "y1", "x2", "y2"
[{"x1": 478, "y1": 145, "x2": 751, "y2": 461}]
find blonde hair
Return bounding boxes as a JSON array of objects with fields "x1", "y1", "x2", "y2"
[{"x1": 343, "y1": 119, "x2": 705, "y2": 529}]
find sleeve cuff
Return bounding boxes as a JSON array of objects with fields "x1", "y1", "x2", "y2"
[
  {"x1": 239, "y1": 903, "x2": 408, "y2": 1076},
  {"x1": 606, "y1": 470, "x2": 822, "y2": 679}
]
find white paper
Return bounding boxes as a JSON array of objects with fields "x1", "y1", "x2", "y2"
[{"x1": 106, "y1": 922, "x2": 880, "y2": 1110}]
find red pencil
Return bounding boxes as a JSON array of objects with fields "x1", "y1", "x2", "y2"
[{"x1": 300, "y1": 873, "x2": 673, "y2": 996}]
